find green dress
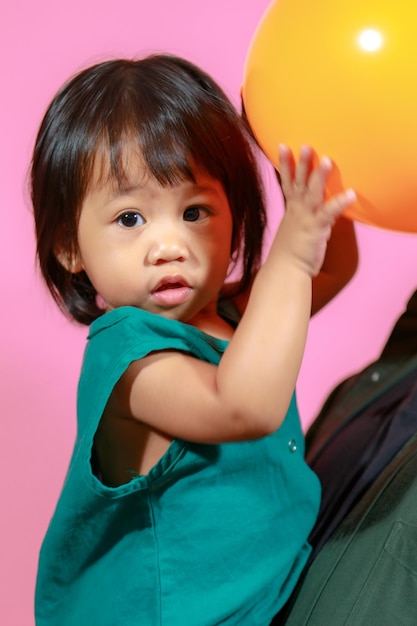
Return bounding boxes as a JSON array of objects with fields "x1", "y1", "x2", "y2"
[{"x1": 35, "y1": 306, "x2": 320, "y2": 625}]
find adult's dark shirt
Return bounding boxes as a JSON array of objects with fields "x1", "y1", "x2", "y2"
[{"x1": 304, "y1": 289, "x2": 417, "y2": 559}]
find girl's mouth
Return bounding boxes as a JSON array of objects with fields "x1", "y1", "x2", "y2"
[{"x1": 151, "y1": 276, "x2": 192, "y2": 307}]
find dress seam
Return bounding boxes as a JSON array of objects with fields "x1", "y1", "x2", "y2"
[{"x1": 148, "y1": 490, "x2": 163, "y2": 625}]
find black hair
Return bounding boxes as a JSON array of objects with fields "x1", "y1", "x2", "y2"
[{"x1": 31, "y1": 54, "x2": 267, "y2": 324}]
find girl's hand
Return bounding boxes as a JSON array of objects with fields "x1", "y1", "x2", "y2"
[{"x1": 277, "y1": 144, "x2": 356, "y2": 278}]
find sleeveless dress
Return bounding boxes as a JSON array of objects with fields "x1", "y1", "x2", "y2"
[{"x1": 35, "y1": 306, "x2": 320, "y2": 625}]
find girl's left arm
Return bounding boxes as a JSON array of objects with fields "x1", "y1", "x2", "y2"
[{"x1": 273, "y1": 162, "x2": 358, "y2": 315}]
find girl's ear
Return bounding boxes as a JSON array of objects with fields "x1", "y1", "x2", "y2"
[{"x1": 55, "y1": 249, "x2": 83, "y2": 274}]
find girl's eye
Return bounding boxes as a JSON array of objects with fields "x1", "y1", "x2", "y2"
[
  {"x1": 183, "y1": 207, "x2": 206, "y2": 222},
  {"x1": 117, "y1": 212, "x2": 144, "y2": 228}
]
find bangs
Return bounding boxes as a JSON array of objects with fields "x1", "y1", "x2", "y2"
[
  {"x1": 88, "y1": 131, "x2": 198, "y2": 196},
  {"x1": 87, "y1": 59, "x2": 234, "y2": 192},
  {"x1": 106, "y1": 126, "x2": 198, "y2": 190},
  {"x1": 86, "y1": 82, "x2": 207, "y2": 191}
]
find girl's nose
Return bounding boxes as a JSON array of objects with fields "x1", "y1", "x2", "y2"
[{"x1": 147, "y1": 236, "x2": 188, "y2": 265}]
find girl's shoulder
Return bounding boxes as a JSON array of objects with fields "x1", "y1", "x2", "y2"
[{"x1": 80, "y1": 308, "x2": 229, "y2": 415}]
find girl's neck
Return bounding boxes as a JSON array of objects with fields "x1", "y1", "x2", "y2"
[{"x1": 188, "y1": 310, "x2": 234, "y2": 341}]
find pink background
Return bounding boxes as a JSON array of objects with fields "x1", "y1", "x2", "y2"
[{"x1": 3, "y1": 1, "x2": 417, "y2": 623}]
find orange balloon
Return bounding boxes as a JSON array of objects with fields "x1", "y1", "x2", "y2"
[{"x1": 242, "y1": 0, "x2": 417, "y2": 233}]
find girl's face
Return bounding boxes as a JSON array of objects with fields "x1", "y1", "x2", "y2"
[{"x1": 72, "y1": 155, "x2": 234, "y2": 326}]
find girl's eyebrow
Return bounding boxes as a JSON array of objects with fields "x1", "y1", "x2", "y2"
[
  {"x1": 191, "y1": 189, "x2": 220, "y2": 200},
  {"x1": 99, "y1": 178, "x2": 223, "y2": 202},
  {"x1": 103, "y1": 182, "x2": 144, "y2": 201},
  {"x1": 113, "y1": 183, "x2": 140, "y2": 196},
  {"x1": 188, "y1": 183, "x2": 223, "y2": 199}
]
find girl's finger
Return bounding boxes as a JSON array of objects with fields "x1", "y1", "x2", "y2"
[
  {"x1": 323, "y1": 188, "x2": 357, "y2": 219},
  {"x1": 294, "y1": 145, "x2": 313, "y2": 190},
  {"x1": 307, "y1": 155, "x2": 333, "y2": 201},
  {"x1": 278, "y1": 144, "x2": 295, "y2": 195}
]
